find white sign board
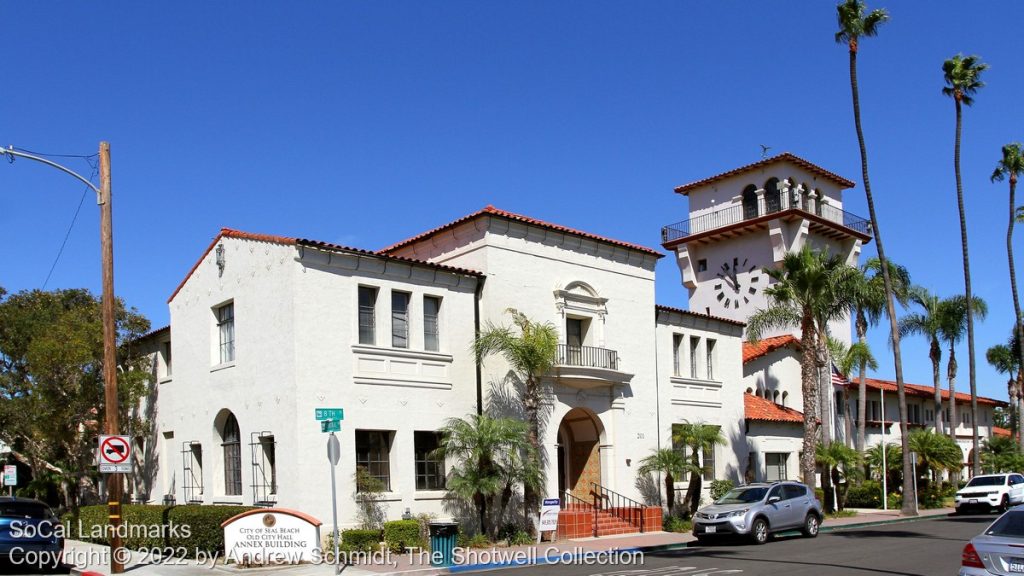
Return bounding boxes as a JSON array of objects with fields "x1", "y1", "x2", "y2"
[
  {"x1": 3, "y1": 465, "x2": 16, "y2": 486},
  {"x1": 539, "y1": 498, "x2": 560, "y2": 531},
  {"x1": 98, "y1": 435, "x2": 132, "y2": 473},
  {"x1": 222, "y1": 509, "x2": 322, "y2": 565}
]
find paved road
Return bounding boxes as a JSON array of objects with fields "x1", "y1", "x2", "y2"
[{"x1": 462, "y1": 514, "x2": 997, "y2": 576}]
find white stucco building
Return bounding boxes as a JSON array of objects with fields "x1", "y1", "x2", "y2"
[{"x1": 130, "y1": 154, "x2": 1006, "y2": 536}]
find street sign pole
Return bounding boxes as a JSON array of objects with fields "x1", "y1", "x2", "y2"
[{"x1": 327, "y1": 432, "x2": 341, "y2": 575}]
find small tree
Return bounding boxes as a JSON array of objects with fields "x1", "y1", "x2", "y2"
[
  {"x1": 816, "y1": 442, "x2": 860, "y2": 512},
  {"x1": 637, "y1": 448, "x2": 686, "y2": 516},
  {"x1": 354, "y1": 467, "x2": 387, "y2": 529},
  {"x1": 907, "y1": 429, "x2": 963, "y2": 485},
  {"x1": 673, "y1": 422, "x2": 726, "y2": 516},
  {"x1": 434, "y1": 414, "x2": 530, "y2": 538},
  {"x1": 981, "y1": 436, "x2": 1024, "y2": 473}
]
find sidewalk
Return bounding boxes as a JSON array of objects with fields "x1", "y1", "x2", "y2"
[{"x1": 63, "y1": 508, "x2": 956, "y2": 576}]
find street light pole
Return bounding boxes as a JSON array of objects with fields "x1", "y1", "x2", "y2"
[{"x1": 2, "y1": 142, "x2": 123, "y2": 574}]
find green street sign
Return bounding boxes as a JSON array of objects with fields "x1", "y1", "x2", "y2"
[
  {"x1": 321, "y1": 420, "x2": 341, "y2": 433},
  {"x1": 315, "y1": 408, "x2": 344, "y2": 421}
]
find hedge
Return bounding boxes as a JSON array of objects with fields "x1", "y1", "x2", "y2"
[
  {"x1": 383, "y1": 520, "x2": 420, "y2": 553},
  {"x1": 342, "y1": 528, "x2": 382, "y2": 553},
  {"x1": 64, "y1": 504, "x2": 257, "y2": 558}
]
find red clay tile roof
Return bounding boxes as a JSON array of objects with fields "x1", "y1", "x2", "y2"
[
  {"x1": 849, "y1": 377, "x2": 1007, "y2": 407},
  {"x1": 995, "y1": 427, "x2": 1013, "y2": 438},
  {"x1": 378, "y1": 205, "x2": 664, "y2": 258},
  {"x1": 655, "y1": 305, "x2": 746, "y2": 327},
  {"x1": 169, "y1": 228, "x2": 482, "y2": 303},
  {"x1": 744, "y1": 393, "x2": 805, "y2": 424},
  {"x1": 742, "y1": 335, "x2": 800, "y2": 363},
  {"x1": 295, "y1": 238, "x2": 483, "y2": 277},
  {"x1": 674, "y1": 153, "x2": 856, "y2": 195}
]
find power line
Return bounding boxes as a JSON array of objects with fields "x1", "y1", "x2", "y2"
[
  {"x1": 42, "y1": 165, "x2": 98, "y2": 289},
  {"x1": 11, "y1": 146, "x2": 98, "y2": 160}
]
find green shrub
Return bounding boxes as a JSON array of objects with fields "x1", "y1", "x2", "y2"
[
  {"x1": 342, "y1": 528, "x2": 383, "y2": 553},
  {"x1": 383, "y1": 520, "x2": 420, "y2": 553},
  {"x1": 167, "y1": 505, "x2": 255, "y2": 557},
  {"x1": 64, "y1": 504, "x2": 256, "y2": 558},
  {"x1": 467, "y1": 534, "x2": 490, "y2": 548},
  {"x1": 507, "y1": 530, "x2": 533, "y2": 546},
  {"x1": 887, "y1": 492, "x2": 903, "y2": 509},
  {"x1": 456, "y1": 531, "x2": 471, "y2": 548},
  {"x1": 845, "y1": 480, "x2": 883, "y2": 508},
  {"x1": 710, "y1": 480, "x2": 734, "y2": 502},
  {"x1": 663, "y1": 515, "x2": 691, "y2": 533}
]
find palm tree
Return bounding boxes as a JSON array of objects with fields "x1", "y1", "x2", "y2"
[
  {"x1": 987, "y1": 333, "x2": 1023, "y2": 443},
  {"x1": 816, "y1": 442, "x2": 860, "y2": 512},
  {"x1": 899, "y1": 287, "x2": 946, "y2": 435},
  {"x1": 992, "y1": 142, "x2": 1024, "y2": 450},
  {"x1": 637, "y1": 448, "x2": 686, "y2": 516},
  {"x1": 849, "y1": 258, "x2": 910, "y2": 450},
  {"x1": 673, "y1": 422, "x2": 726, "y2": 516},
  {"x1": 943, "y1": 53, "x2": 989, "y2": 476},
  {"x1": 865, "y1": 441, "x2": 901, "y2": 490},
  {"x1": 835, "y1": 0, "x2": 917, "y2": 515},
  {"x1": 981, "y1": 435, "x2": 1024, "y2": 474},
  {"x1": 938, "y1": 295, "x2": 988, "y2": 446},
  {"x1": 435, "y1": 414, "x2": 532, "y2": 537},
  {"x1": 747, "y1": 246, "x2": 857, "y2": 488},
  {"x1": 830, "y1": 337, "x2": 879, "y2": 451},
  {"x1": 474, "y1": 308, "x2": 559, "y2": 527},
  {"x1": 907, "y1": 429, "x2": 963, "y2": 485}
]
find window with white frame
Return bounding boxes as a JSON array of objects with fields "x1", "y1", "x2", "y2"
[
  {"x1": 356, "y1": 430, "x2": 392, "y2": 491},
  {"x1": 765, "y1": 453, "x2": 788, "y2": 482},
  {"x1": 689, "y1": 336, "x2": 700, "y2": 379},
  {"x1": 161, "y1": 341, "x2": 172, "y2": 378},
  {"x1": 358, "y1": 286, "x2": 378, "y2": 345},
  {"x1": 706, "y1": 339, "x2": 716, "y2": 381},
  {"x1": 391, "y1": 291, "x2": 410, "y2": 348},
  {"x1": 423, "y1": 296, "x2": 441, "y2": 352},
  {"x1": 217, "y1": 303, "x2": 235, "y2": 364},
  {"x1": 672, "y1": 334, "x2": 683, "y2": 377},
  {"x1": 414, "y1": 431, "x2": 445, "y2": 490}
]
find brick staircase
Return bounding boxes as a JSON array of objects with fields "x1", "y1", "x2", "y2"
[{"x1": 556, "y1": 486, "x2": 663, "y2": 539}]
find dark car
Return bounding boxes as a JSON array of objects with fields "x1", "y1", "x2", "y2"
[{"x1": 0, "y1": 497, "x2": 64, "y2": 566}]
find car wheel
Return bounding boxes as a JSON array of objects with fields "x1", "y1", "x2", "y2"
[
  {"x1": 801, "y1": 514, "x2": 820, "y2": 538},
  {"x1": 750, "y1": 517, "x2": 769, "y2": 545},
  {"x1": 1000, "y1": 495, "x2": 1010, "y2": 513}
]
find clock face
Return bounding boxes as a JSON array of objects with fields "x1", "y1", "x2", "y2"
[{"x1": 714, "y1": 257, "x2": 763, "y2": 310}]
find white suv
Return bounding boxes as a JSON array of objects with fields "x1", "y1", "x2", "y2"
[{"x1": 954, "y1": 473, "x2": 1024, "y2": 513}]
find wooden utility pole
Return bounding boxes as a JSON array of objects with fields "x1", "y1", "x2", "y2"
[{"x1": 99, "y1": 141, "x2": 124, "y2": 574}]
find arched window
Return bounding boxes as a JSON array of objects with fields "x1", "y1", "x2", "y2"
[
  {"x1": 221, "y1": 413, "x2": 242, "y2": 496},
  {"x1": 764, "y1": 178, "x2": 781, "y2": 213},
  {"x1": 800, "y1": 183, "x2": 811, "y2": 211},
  {"x1": 742, "y1": 185, "x2": 758, "y2": 220},
  {"x1": 773, "y1": 390, "x2": 781, "y2": 404},
  {"x1": 782, "y1": 391, "x2": 789, "y2": 407},
  {"x1": 746, "y1": 387, "x2": 753, "y2": 395}
]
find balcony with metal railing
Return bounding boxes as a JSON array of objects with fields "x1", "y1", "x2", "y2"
[
  {"x1": 661, "y1": 194, "x2": 872, "y2": 245},
  {"x1": 554, "y1": 344, "x2": 632, "y2": 389}
]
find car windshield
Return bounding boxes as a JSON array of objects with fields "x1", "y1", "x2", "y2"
[
  {"x1": 0, "y1": 502, "x2": 52, "y2": 519},
  {"x1": 716, "y1": 487, "x2": 768, "y2": 504},
  {"x1": 987, "y1": 511, "x2": 1024, "y2": 537},
  {"x1": 967, "y1": 476, "x2": 1006, "y2": 487}
]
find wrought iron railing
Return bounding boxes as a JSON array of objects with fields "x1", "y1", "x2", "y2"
[
  {"x1": 557, "y1": 344, "x2": 619, "y2": 370},
  {"x1": 661, "y1": 195, "x2": 872, "y2": 243},
  {"x1": 591, "y1": 482, "x2": 645, "y2": 533}
]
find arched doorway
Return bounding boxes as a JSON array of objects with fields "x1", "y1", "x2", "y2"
[{"x1": 557, "y1": 408, "x2": 605, "y2": 499}]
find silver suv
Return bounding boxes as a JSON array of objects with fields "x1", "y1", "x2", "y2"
[{"x1": 692, "y1": 481, "x2": 823, "y2": 545}]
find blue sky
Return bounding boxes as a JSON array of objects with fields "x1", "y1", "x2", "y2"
[{"x1": 2, "y1": 2, "x2": 1023, "y2": 402}]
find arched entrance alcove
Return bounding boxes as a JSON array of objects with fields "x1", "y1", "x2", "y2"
[{"x1": 556, "y1": 408, "x2": 605, "y2": 499}]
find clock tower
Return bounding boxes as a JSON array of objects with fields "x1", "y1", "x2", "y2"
[{"x1": 660, "y1": 153, "x2": 872, "y2": 346}]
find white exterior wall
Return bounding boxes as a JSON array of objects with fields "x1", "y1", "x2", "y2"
[
  {"x1": 152, "y1": 235, "x2": 480, "y2": 529},
  {"x1": 655, "y1": 309, "x2": 745, "y2": 502},
  {"x1": 742, "y1": 349, "x2": 803, "y2": 412},
  {"x1": 684, "y1": 163, "x2": 846, "y2": 219},
  {"x1": 391, "y1": 215, "x2": 662, "y2": 504}
]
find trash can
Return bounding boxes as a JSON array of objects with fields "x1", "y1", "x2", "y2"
[{"x1": 428, "y1": 522, "x2": 459, "y2": 567}]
